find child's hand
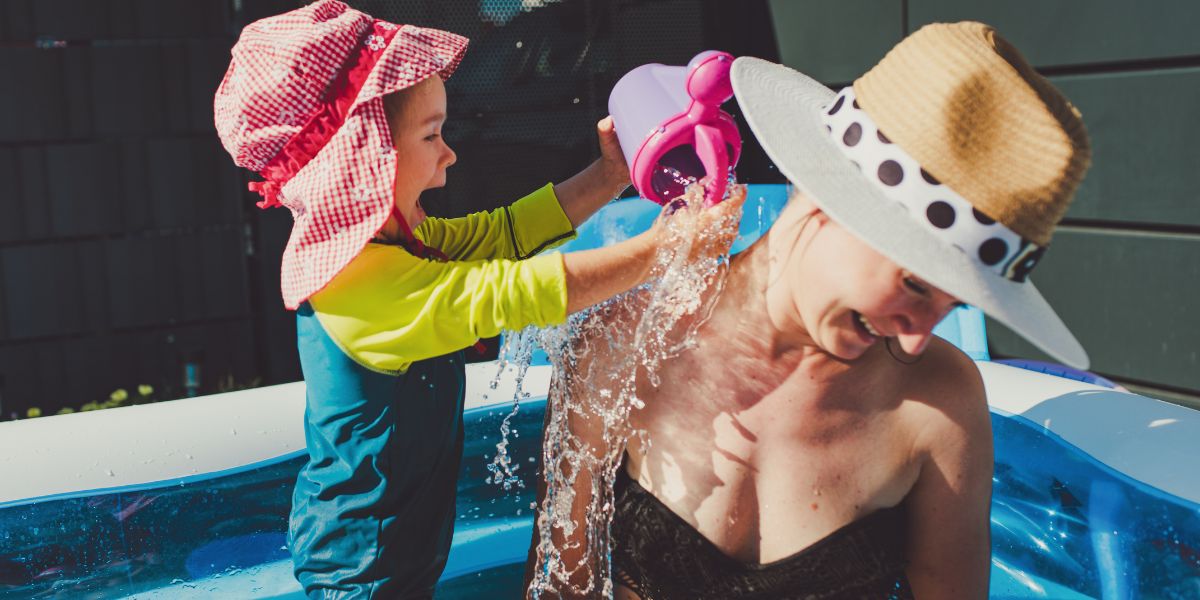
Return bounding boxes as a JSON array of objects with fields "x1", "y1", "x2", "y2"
[
  {"x1": 650, "y1": 184, "x2": 746, "y2": 265},
  {"x1": 596, "y1": 116, "x2": 630, "y2": 190}
]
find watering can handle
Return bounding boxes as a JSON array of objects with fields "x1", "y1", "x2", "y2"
[{"x1": 694, "y1": 123, "x2": 729, "y2": 206}]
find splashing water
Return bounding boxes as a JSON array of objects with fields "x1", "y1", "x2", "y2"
[
  {"x1": 485, "y1": 329, "x2": 542, "y2": 492},
  {"x1": 489, "y1": 182, "x2": 744, "y2": 598}
]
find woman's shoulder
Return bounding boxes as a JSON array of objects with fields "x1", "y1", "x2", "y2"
[
  {"x1": 910, "y1": 337, "x2": 984, "y2": 397},
  {"x1": 898, "y1": 337, "x2": 991, "y2": 453}
]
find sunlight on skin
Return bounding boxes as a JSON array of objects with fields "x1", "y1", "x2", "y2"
[{"x1": 656, "y1": 452, "x2": 687, "y2": 503}]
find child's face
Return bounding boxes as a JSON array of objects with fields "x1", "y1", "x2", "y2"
[{"x1": 388, "y1": 76, "x2": 456, "y2": 229}]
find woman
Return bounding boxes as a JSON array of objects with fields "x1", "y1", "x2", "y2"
[{"x1": 531, "y1": 21, "x2": 1091, "y2": 599}]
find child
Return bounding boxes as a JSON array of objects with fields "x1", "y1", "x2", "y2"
[{"x1": 214, "y1": 1, "x2": 743, "y2": 597}]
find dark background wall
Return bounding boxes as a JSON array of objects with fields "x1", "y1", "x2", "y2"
[
  {"x1": 0, "y1": 0, "x2": 279, "y2": 417},
  {"x1": 1, "y1": 0, "x2": 1195, "y2": 416},
  {"x1": 0, "y1": 0, "x2": 779, "y2": 417}
]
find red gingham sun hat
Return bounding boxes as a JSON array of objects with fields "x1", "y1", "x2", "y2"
[{"x1": 214, "y1": 0, "x2": 468, "y2": 309}]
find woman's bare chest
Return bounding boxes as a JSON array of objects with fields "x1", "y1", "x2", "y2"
[{"x1": 626, "y1": 359, "x2": 918, "y2": 563}]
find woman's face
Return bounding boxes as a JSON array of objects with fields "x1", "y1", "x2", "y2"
[
  {"x1": 780, "y1": 208, "x2": 964, "y2": 362},
  {"x1": 386, "y1": 76, "x2": 457, "y2": 229}
]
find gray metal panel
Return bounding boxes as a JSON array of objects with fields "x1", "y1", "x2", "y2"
[
  {"x1": 144, "y1": 137, "x2": 242, "y2": 228},
  {"x1": 62, "y1": 48, "x2": 94, "y2": 138},
  {"x1": 77, "y1": 240, "x2": 108, "y2": 340},
  {"x1": 58, "y1": 331, "x2": 121, "y2": 408},
  {"x1": 0, "y1": 0, "x2": 34, "y2": 42},
  {"x1": 145, "y1": 138, "x2": 202, "y2": 228},
  {"x1": 142, "y1": 320, "x2": 257, "y2": 395},
  {"x1": 176, "y1": 229, "x2": 250, "y2": 322},
  {"x1": 1053, "y1": 68, "x2": 1200, "y2": 227},
  {"x1": 45, "y1": 143, "x2": 123, "y2": 237},
  {"x1": 767, "y1": 0, "x2": 902, "y2": 84},
  {"x1": 90, "y1": 46, "x2": 168, "y2": 136},
  {"x1": 908, "y1": 0, "x2": 1200, "y2": 68},
  {"x1": 161, "y1": 44, "x2": 193, "y2": 134},
  {"x1": 0, "y1": 49, "x2": 69, "y2": 142},
  {"x1": 16, "y1": 148, "x2": 50, "y2": 240},
  {"x1": 187, "y1": 40, "x2": 234, "y2": 132},
  {"x1": 31, "y1": 0, "x2": 113, "y2": 40},
  {"x1": 106, "y1": 0, "x2": 139, "y2": 39},
  {"x1": 0, "y1": 149, "x2": 20, "y2": 242},
  {"x1": 119, "y1": 141, "x2": 152, "y2": 232},
  {"x1": 132, "y1": 0, "x2": 229, "y2": 38},
  {"x1": 201, "y1": 321, "x2": 258, "y2": 388},
  {"x1": 105, "y1": 236, "x2": 178, "y2": 329},
  {"x1": 987, "y1": 228, "x2": 1200, "y2": 393},
  {"x1": 1, "y1": 243, "x2": 89, "y2": 339},
  {"x1": 0, "y1": 344, "x2": 36, "y2": 417},
  {"x1": 0, "y1": 341, "x2": 66, "y2": 417}
]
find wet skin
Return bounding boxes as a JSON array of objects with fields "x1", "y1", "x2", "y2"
[{"x1": 561, "y1": 195, "x2": 993, "y2": 600}]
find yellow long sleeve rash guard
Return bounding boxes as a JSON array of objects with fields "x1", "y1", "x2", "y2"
[{"x1": 309, "y1": 183, "x2": 576, "y2": 374}]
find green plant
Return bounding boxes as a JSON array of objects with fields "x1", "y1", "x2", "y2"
[{"x1": 79, "y1": 384, "x2": 158, "y2": 413}]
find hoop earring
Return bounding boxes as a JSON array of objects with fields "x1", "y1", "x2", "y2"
[{"x1": 885, "y1": 337, "x2": 922, "y2": 365}]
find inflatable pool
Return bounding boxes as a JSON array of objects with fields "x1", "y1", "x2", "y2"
[{"x1": 1, "y1": 185, "x2": 1196, "y2": 598}]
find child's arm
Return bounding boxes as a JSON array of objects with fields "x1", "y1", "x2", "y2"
[
  {"x1": 311, "y1": 189, "x2": 745, "y2": 373},
  {"x1": 416, "y1": 117, "x2": 628, "y2": 261},
  {"x1": 552, "y1": 116, "x2": 630, "y2": 228},
  {"x1": 311, "y1": 231, "x2": 652, "y2": 371},
  {"x1": 415, "y1": 183, "x2": 574, "y2": 262}
]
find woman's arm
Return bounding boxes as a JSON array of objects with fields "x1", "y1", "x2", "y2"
[
  {"x1": 523, "y1": 298, "x2": 646, "y2": 599},
  {"x1": 904, "y1": 348, "x2": 993, "y2": 599}
]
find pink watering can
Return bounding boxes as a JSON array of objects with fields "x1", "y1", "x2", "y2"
[{"x1": 608, "y1": 50, "x2": 742, "y2": 207}]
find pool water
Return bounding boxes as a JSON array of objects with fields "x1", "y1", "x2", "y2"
[{"x1": 2, "y1": 396, "x2": 1197, "y2": 598}]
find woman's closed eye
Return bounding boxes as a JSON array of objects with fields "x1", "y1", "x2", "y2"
[
  {"x1": 904, "y1": 275, "x2": 967, "y2": 309},
  {"x1": 902, "y1": 276, "x2": 928, "y2": 296},
  {"x1": 424, "y1": 133, "x2": 440, "y2": 141}
]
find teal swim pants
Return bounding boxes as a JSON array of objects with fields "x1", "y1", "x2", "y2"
[{"x1": 289, "y1": 303, "x2": 466, "y2": 599}]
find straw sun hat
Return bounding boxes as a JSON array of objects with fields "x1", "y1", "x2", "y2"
[
  {"x1": 214, "y1": 0, "x2": 468, "y2": 309},
  {"x1": 731, "y1": 21, "x2": 1092, "y2": 368}
]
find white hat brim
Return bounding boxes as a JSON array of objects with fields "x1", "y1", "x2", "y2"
[{"x1": 730, "y1": 57, "x2": 1088, "y2": 369}]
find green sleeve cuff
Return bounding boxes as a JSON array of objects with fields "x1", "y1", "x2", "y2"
[{"x1": 507, "y1": 183, "x2": 577, "y2": 259}]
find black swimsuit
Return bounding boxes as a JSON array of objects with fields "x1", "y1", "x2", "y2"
[{"x1": 611, "y1": 467, "x2": 913, "y2": 600}]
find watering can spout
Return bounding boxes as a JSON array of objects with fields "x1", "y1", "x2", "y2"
[{"x1": 694, "y1": 123, "x2": 729, "y2": 207}]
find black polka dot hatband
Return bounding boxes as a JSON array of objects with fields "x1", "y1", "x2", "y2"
[
  {"x1": 822, "y1": 86, "x2": 1044, "y2": 283},
  {"x1": 728, "y1": 23, "x2": 1091, "y2": 369}
]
